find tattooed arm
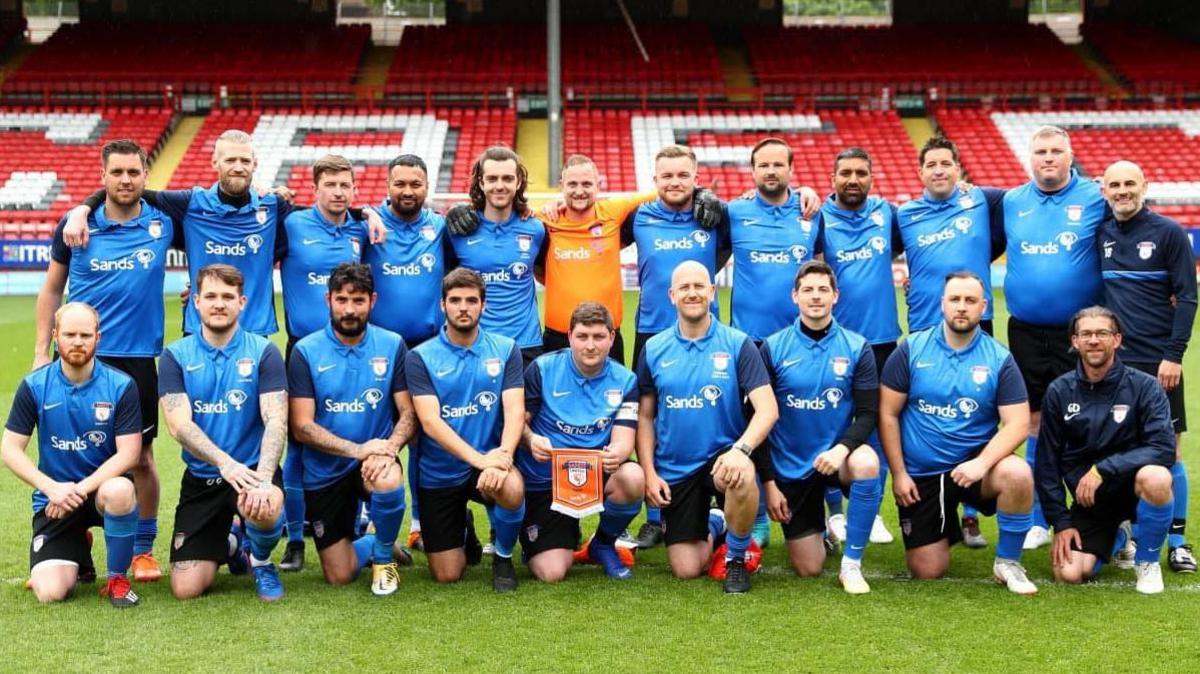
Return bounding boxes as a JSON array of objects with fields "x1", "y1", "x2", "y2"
[
  {"x1": 289, "y1": 396, "x2": 373, "y2": 459},
  {"x1": 256, "y1": 390, "x2": 288, "y2": 481},
  {"x1": 160, "y1": 391, "x2": 257, "y2": 491}
]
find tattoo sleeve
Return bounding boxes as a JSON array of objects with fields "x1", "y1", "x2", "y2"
[
  {"x1": 295, "y1": 421, "x2": 361, "y2": 459},
  {"x1": 387, "y1": 395, "x2": 417, "y2": 453},
  {"x1": 256, "y1": 390, "x2": 287, "y2": 477},
  {"x1": 162, "y1": 393, "x2": 231, "y2": 468}
]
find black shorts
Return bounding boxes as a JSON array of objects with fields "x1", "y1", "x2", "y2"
[
  {"x1": 870, "y1": 341, "x2": 898, "y2": 379},
  {"x1": 305, "y1": 468, "x2": 370, "y2": 551},
  {"x1": 775, "y1": 472, "x2": 849, "y2": 540},
  {"x1": 632, "y1": 331, "x2": 656, "y2": 373},
  {"x1": 30, "y1": 493, "x2": 103, "y2": 570},
  {"x1": 417, "y1": 471, "x2": 494, "y2": 554},
  {"x1": 1127, "y1": 361, "x2": 1187, "y2": 434},
  {"x1": 520, "y1": 346, "x2": 543, "y2": 370},
  {"x1": 1006, "y1": 317, "x2": 1074, "y2": 412},
  {"x1": 1069, "y1": 473, "x2": 1139, "y2": 563},
  {"x1": 543, "y1": 327, "x2": 626, "y2": 366},
  {"x1": 170, "y1": 468, "x2": 282, "y2": 563},
  {"x1": 663, "y1": 455, "x2": 728, "y2": 546},
  {"x1": 96, "y1": 355, "x2": 158, "y2": 443},
  {"x1": 897, "y1": 472, "x2": 998, "y2": 550},
  {"x1": 519, "y1": 490, "x2": 582, "y2": 557}
]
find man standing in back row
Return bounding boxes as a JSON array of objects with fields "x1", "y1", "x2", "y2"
[{"x1": 1098, "y1": 159, "x2": 1198, "y2": 573}]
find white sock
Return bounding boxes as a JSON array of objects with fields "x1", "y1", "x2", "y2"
[{"x1": 251, "y1": 554, "x2": 271, "y2": 568}]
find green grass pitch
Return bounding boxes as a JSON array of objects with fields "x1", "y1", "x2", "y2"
[{"x1": 0, "y1": 289, "x2": 1197, "y2": 672}]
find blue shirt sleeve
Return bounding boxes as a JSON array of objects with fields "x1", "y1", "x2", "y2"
[
  {"x1": 391, "y1": 342, "x2": 409, "y2": 394},
  {"x1": 735, "y1": 337, "x2": 770, "y2": 392},
  {"x1": 405, "y1": 351, "x2": 435, "y2": 397},
  {"x1": 1162, "y1": 218, "x2": 1198, "y2": 363},
  {"x1": 286, "y1": 348, "x2": 315, "y2": 399},
  {"x1": 258, "y1": 344, "x2": 287, "y2": 393},
  {"x1": 758, "y1": 341, "x2": 778, "y2": 386},
  {"x1": 503, "y1": 344, "x2": 523, "y2": 391},
  {"x1": 524, "y1": 360, "x2": 543, "y2": 419},
  {"x1": 880, "y1": 339, "x2": 911, "y2": 392},
  {"x1": 636, "y1": 349, "x2": 655, "y2": 396},
  {"x1": 981, "y1": 187, "x2": 1007, "y2": 261},
  {"x1": 4, "y1": 380, "x2": 38, "y2": 435},
  {"x1": 50, "y1": 216, "x2": 71, "y2": 264},
  {"x1": 614, "y1": 380, "x2": 639, "y2": 429},
  {"x1": 853, "y1": 342, "x2": 879, "y2": 390},
  {"x1": 113, "y1": 382, "x2": 142, "y2": 436},
  {"x1": 158, "y1": 349, "x2": 186, "y2": 397},
  {"x1": 889, "y1": 205, "x2": 904, "y2": 256},
  {"x1": 995, "y1": 354, "x2": 1028, "y2": 405},
  {"x1": 145, "y1": 189, "x2": 192, "y2": 226},
  {"x1": 812, "y1": 211, "x2": 825, "y2": 256}
]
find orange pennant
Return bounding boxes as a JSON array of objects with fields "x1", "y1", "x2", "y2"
[{"x1": 550, "y1": 449, "x2": 604, "y2": 519}]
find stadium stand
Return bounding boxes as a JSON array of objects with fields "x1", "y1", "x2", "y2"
[
  {"x1": 577, "y1": 109, "x2": 924, "y2": 202},
  {"x1": 0, "y1": 108, "x2": 174, "y2": 238},
  {"x1": 166, "y1": 107, "x2": 516, "y2": 204},
  {"x1": 0, "y1": 15, "x2": 24, "y2": 52},
  {"x1": 3, "y1": 23, "x2": 370, "y2": 100},
  {"x1": 745, "y1": 24, "x2": 1100, "y2": 97},
  {"x1": 1083, "y1": 23, "x2": 1200, "y2": 95},
  {"x1": 386, "y1": 23, "x2": 722, "y2": 99},
  {"x1": 936, "y1": 108, "x2": 1200, "y2": 225}
]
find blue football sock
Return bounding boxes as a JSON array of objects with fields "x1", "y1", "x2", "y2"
[
  {"x1": 726, "y1": 530, "x2": 751, "y2": 562},
  {"x1": 1025, "y1": 435, "x2": 1049, "y2": 529},
  {"x1": 284, "y1": 487, "x2": 305, "y2": 544},
  {"x1": 369, "y1": 487, "x2": 406, "y2": 564},
  {"x1": 845, "y1": 478, "x2": 883, "y2": 562},
  {"x1": 1170, "y1": 461, "x2": 1188, "y2": 548},
  {"x1": 708, "y1": 509, "x2": 727, "y2": 542},
  {"x1": 1137, "y1": 498, "x2": 1174, "y2": 564},
  {"x1": 1091, "y1": 558, "x2": 1105, "y2": 577},
  {"x1": 869, "y1": 433, "x2": 890, "y2": 493},
  {"x1": 104, "y1": 508, "x2": 138, "y2": 577},
  {"x1": 755, "y1": 484, "x2": 769, "y2": 527},
  {"x1": 824, "y1": 487, "x2": 844, "y2": 516},
  {"x1": 486, "y1": 503, "x2": 498, "y2": 539},
  {"x1": 491, "y1": 502, "x2": 525, "y2": 559},
  {"x1": 597, "y1": 499, "x2": 641, "y2": 545},
  {"x1": 1112, "y1": 525, "x2": 1128, "y2": 558},
  {"x1": 283, "y1": 443, "x2": 306, "y2": 543},
  {"x1": 646, "y1": 506, "x2": 662, "y2": 525},
  {"x1": 995, "y1": 509, "x2": 1033, "y2": 561},
  {"x1": 134, "y1": 516, "x2": 157, "y2": 555},
  {"x1": 352, "y1": 535, "x2": 375, "y2": 572},
  {"x1": 963, "y1": 504, "x2": 980, "y2": 519},
  {"x1": 245, "y1": 518, "x2": 283, "y2": 565}
]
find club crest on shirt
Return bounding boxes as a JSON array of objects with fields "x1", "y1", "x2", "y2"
[
  {"x1": 712, "y1": 352, "x2": 730, "y2": 373},
  {"x1": 351, "y1": 239, "x2": 361, "y2": 256},
  {"x1": 605, "y1": 389, "x2": 623, "y2": 408},
  {"x1": 1066, "y1": 204, "x2": 1083, "y2": 222},
  {"x1": 371, "y1": 357, "x2": 389, "y2": 378},
  {"x1": 32, "y1": 535, "x2": 45, "y2": 553},
  {"x1": 173, "y1": 532, "x2": 186, "y2": 550},
  {"x1": 237, "y1": 357, "x2": 254, "y2": 379},
  {"x1": 590, "y1": 225, "x2": 603, "y2": 238},
  {"x1": 1112, "y1": 404, "x2": 1129, "y2": 423},
  {"x1": 1137, "y1": 241, "x2": 1155, "y2": 260},
  {"x1": 256, "y1": 206, "x2": 269, "y2": 225},
  {"x1": 525, "y1": 524, "x2": 539, "y2": 542},
  {"x1": 799, "y1": 219, "x2": 813, "y2": 234},
  {"x1": 93, "y1": 402, "x2": 112, "y2": 423},
  {"x1": 485, "y1": 358, "x2": 502, "y2": 377},
  {"x1": 421, "y1": 225, "x2": 436, "y2": 241},
  {"x1": 971, "y1": 366, "x2": 990, "y2": 386},
  {"x1": 871, "y1": 210, "x2": 885, "y2": 226},
  {"x1": 516, "y1": 234, "x2": 533, "y2": 252},
  {"x1": 831, "y1": 357, "x2": 850, "y2": 378},
  {"x1": 958, "y1": 194, "x2": 975, "y2": 209},
  {"x1": 148, "y1": 219, "x2": 163, "y2": 239}
]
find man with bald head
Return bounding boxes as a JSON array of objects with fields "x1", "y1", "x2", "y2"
[
  {"x1": 636, "y1": 260, "x2": 778, "y2": 593},
  {"x1": 1098, "y1": 159, "x2": 1198, "y2": 573},
  {"x1": 4, "y1": 302, "x2": 143, "y2": 607}
]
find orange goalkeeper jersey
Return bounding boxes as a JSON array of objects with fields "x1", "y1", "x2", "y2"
[{"x1": 539, "y1": 192, "x2": 654, "y2": 333}]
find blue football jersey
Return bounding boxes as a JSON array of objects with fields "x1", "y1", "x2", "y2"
[
  {"x1": 818, "y1": 195, "x2": 903, "y2": 345},
  {"x1": 630, "y1": 199, "x2": 725, "y2": 334},
  {"x1": 279, "y1": 207, "x2": 367, "y2": 339},
  {"x1": 364, "y1": 205, "x2": 452, "y2": 345},
  {"x1": 517, "y1": 349, "x2": 639, "y2": 490}
]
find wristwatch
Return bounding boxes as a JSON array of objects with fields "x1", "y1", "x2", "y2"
[{"x1": 732, "y1": 441, "x2": 753, "y2": 457}]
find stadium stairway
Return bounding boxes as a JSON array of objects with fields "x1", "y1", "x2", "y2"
[
  {"x1": 0, "y1": 42, "x2": 34, "y2": 86},
  {"x1": 149, "y1": 116, "x2": 205, "y2": 190},
  {"x1": 516, "y1": 118, "x2": 552, "y2": 192},
  {"x1": 718, "y1": 46, "x2": 756, "y2": 102},
  {"x1": 901, "y1": 117, "x2": 938, "y2": 153},
  {"x1": 1070, "y1": 43, "x2": 1127, "y2": 97},
  {"x1": 355, "y1": 44, "x2": 393, "y2": 96}
]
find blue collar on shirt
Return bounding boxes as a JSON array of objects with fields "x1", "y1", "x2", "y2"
[
  {"x1": 1030, "y1": 171, "x2": 1079, "y2": 204},
  {"x1": 436, "y1": 324, "x2": 483, "y2": 358},
  {"x1": 195, "y1": 326, "x2": 247, "y2": 361},
  {"x1": 932, "y1": 322, "x2": 984, "y2": 358},
  {"x1": 671, "y1": 318, "x2": 718, "y2": 351},
  {"x1": 478, "y1": 209, "x2": 522, "y2": 232},
  {"x1": 565, "y1": 350, "x2": 610, "y2": 385},
  {"x1": 754, "y1": 190, "x2": 797, "y2": 215},
  {"x1": 205, "y1": 183, "x2": 261, "y2": 214},
  {"x1": 379, "y1": 201, "x2": 429, "y2": 231},
  {"x1": 53, "y1": 360, "x2": 101, "y2": 391},
  {"x1": 822, "y1": 194, "x2": 878, "y2": 221},
  {"x1": 1075, "y1": 356, "x2": 1125, "y2": 391},
  {"x1": 792, "y1": 316, "x2": 840, "y2": 350},
  {"x1": 94, "y1": 199, "x2": 150, "y2": 231},
  {"x1": 322, "y1": 321, "x2": 381, "y2": 357},
  {"x1": 647, "y1": 198, "x2": 695, "y2": 222}
]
